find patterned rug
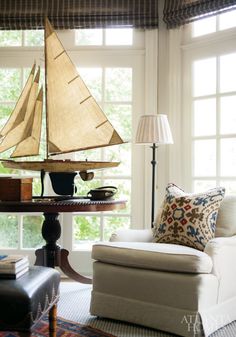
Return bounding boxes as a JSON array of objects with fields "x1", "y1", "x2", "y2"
[{"x1": 0, "y1": 316, "x2": 116, "y2": 337}]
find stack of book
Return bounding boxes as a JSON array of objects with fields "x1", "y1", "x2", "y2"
[{"x1": 0, "y1": 255, "x2": 29, "y2": 279}]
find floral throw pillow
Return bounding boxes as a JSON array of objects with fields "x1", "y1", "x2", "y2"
[{"x1": 153, "y1": 184, "x2": 225, "y2": 251}]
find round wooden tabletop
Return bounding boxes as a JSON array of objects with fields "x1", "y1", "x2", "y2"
[{"x1": 0, "y1": 198, "x2": 126, "y2": 213}]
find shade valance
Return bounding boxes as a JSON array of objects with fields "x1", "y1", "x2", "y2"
[
  {"x1": 0, "y1": 0, "x2": 158, "y2": 30},
  {"x1": 164, "y1": 0, "x2": 236, "y2": 29}
]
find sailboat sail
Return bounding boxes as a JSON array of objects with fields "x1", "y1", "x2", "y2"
[
  {"x1": 0, "y1": 68, "x2": 40, "y2": 154},
  {"x1": 0, "y1": 64, "x2": 36, "y2": 138},
  {"x1": 0, "y1": 18, "x2": 125, "y2": 174},
  {"x1": 45, "y1": 18, "x2": 124, "y2": 156},
  {"x1": 11, "y1": 87, "x2": 43, "y2": 158}
]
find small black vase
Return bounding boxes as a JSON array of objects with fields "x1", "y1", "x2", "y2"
[{"x1": 49, "y1": 172, "x2": 77, "y2": 196}]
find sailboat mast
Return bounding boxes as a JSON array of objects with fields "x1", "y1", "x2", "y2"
[{"x1": 44, "y1": 17, "x2": 49, "y2": 159}]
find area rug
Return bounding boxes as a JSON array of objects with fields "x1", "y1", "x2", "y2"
[{"x1": 0, "y1": 316, "x2": 117, "y2": 337}]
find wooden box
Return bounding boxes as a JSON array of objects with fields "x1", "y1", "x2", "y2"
[{"x1": 0, "y1": 177, "x2": 33, "y2": 201}]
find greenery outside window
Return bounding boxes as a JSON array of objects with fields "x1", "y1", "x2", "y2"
[{"x1": 0, "y1": 28, "x2": 144, "y2": 256}]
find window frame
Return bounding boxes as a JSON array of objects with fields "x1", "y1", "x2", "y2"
[
  {"x1": 0, "y1": 28, "x2": 149, "y2": 275},
  {"x1": 182, "y1": 17, "x2": 236, "y2": 193}
]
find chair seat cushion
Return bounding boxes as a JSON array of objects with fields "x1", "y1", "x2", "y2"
[{"x1": 92, "y1": 242, "x2": 213, "y2": 274}]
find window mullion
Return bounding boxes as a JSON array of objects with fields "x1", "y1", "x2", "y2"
[
  {"x1": 100, "y1": 214, "x2": 104, "y2": 241},
  {"x1": 101, "y1": 67, "x2": 106, "y2": 182},
  {"x1": 22, "y1": 31, "x2": 25, "y2": 47},
  {"x1": 18, "y1": 215, "x2": 23, "y2": 249},
  {"x1": 216, "y1": 13, "x2": 220, "y2": 32},
  {"x1": 102, "y1": 29, "x2": 106, "y2": 46},
  {"x1": 216, "y1": 55, "x2": 221, "y2": 185}
]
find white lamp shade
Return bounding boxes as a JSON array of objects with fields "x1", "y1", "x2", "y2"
[{"x1": 135, "y1": 114, "x2": 173, "y2": 145}]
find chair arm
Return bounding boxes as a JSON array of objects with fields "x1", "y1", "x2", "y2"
[
  {"x1": 204, "y1": 235, "x2": 236, "y2": 276},
  {"x1": 204, "y1": 235, "x2": 236, "y2": 302},
  {"x1": 109, "y1": 228, "x2": 153, "y2": 242},
  {"x1": 205, "y1": 235, "x2": 236, "y2": 248}
]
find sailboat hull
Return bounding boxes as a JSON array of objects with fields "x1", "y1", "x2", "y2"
[{"x1": 1, "y1": 159, "x2": 119, "y2": 172}]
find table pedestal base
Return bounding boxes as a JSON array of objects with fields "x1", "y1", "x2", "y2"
[{"x1": 35, "y1": 212, "x2": 92, "y2": 284}]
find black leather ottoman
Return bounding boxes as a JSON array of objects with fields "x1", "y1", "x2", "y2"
[{"x1": 0, "y1": 266, "x2": 60, "y2": 337}]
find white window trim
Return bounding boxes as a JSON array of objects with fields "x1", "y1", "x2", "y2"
[
  {"x1": 182, "y1": 22, "x2": 236, "y2": 192},
  {"x1": 152, "y1": 26, "x2": 184, "y2": 206},
  {"x1": 0, "y1": 28, "x2": 152, "y2": 276}
]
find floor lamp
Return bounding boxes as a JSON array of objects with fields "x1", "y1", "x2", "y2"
[{"x1": 135, "y1": 114, "x2": 173, "y2": 227}]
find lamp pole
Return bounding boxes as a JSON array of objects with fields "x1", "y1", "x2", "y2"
[
  {"x1": 151, "y1": 143, "x2": 158, "y2": 227},
  {"x1": 135, "y1": 114, "x2": 173, "y2": 228}
]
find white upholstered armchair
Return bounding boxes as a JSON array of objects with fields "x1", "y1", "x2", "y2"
[{"x1": 90, "y1": 196, "x2": 236, "y2": 337}]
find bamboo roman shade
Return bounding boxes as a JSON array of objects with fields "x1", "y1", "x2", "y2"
[
  {"x1": 164, "y1": 0, "x2": 236, "y2": 29},
  {"x1": 0, "y1": 0, "x2": 158, "y2": 30}
]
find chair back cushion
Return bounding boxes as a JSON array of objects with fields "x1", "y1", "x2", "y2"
[{"x1": 215, "y1": 196, "x2": 236, "y2": 237}]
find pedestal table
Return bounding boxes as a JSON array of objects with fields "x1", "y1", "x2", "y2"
[{"x1": 0, "y1": 198, "x2": 126, "y2": 284}]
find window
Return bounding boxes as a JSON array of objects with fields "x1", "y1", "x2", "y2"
[
  {"x1": 183, "y1": 11, "x2": 236, "y2": 195},
  {"x1": 0, "y1": 28, "x2": 145, "y2": 268},
  {"x1": 76, "y1": 28, "x2": 133, "y2": 46},
  {"x1": 192, "y1": 8, "x2": 236, "y2": 37},
  {"x1": 73, "y1": 66, "x2": 132, "y2": 247},
  {"x1": 0, "y1": 30, "x2": 44, "y2": 46}
]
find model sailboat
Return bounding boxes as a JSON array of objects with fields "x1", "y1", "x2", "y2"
[{"x1": 0, "y1": 18, "x2": 124, "y2": 183}]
